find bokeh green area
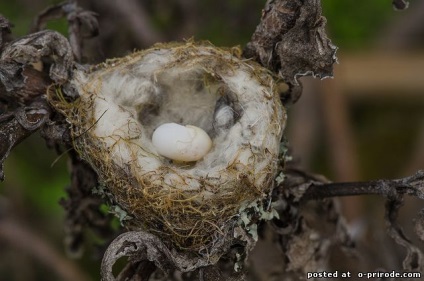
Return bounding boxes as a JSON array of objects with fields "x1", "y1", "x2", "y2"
[
  {"x1": 323, "y1": 0, "x2": 394, "y2": 49},
  {"x1": 3, "y1": 134, "x2": 68, "y2": 216},
  {"x1": 1, "y1": 1, "x2": 423, "y2": 280}
]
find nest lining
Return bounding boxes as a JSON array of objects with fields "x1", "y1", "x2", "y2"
[{"x1": 49, "y1": 42, "x2": 286, "y2": 251}]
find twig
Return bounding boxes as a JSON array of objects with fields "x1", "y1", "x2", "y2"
[
  {"x1": 0, "y1": 102, "x2": 50, "y2": 181},
  {"x1": 301, "y1": 170, "x2": 424, "y2": 201},
  {"x1": 61, "y1": 155, "x2": 116, "y2": 259},
  {"x1": 32, "y1": 1, "x2": 99, "y2": 62},
  {"x1": 0, "y1": 15, "x2": 12, "y2": 51}
]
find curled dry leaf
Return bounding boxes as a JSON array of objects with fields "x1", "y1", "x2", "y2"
[
  {"x1": 244, "y1": 0, "x2": 337, "y2": 104},
  {"x1": 101, "y1": 231, "x2": 210, "y2": 280},
  {"x1": 386, "y1": 197, "x2": 424, "y2": 273}
]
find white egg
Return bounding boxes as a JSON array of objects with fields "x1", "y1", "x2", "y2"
[{"x1": 152, "y1": 123, "x2": 212, "y2": 162}]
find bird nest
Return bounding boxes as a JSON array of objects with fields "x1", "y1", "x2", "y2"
[{"x1": 48, "y1": 41, "x2": 286, "y2": 253}]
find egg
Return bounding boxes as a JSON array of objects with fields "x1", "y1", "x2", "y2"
[{"x1": 152, "y1": 123, "x2": 212, "y2": 162}]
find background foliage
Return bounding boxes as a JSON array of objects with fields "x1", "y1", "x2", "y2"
[{"x1": 0, "y1": 1, "x2": 423, "y2": 280}]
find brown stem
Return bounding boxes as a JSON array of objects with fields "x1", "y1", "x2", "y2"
[{"x1": 301, "y1": 170, "x2": 424, "y2": 201}]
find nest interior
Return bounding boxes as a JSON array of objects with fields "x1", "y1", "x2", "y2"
[{"x1": 49, "y1": 42, "x2": 286, "y2": 253}]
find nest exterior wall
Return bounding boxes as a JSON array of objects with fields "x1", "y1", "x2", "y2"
[{"x1": 49, "y1": 42, "x2": 286, "y2": 252}]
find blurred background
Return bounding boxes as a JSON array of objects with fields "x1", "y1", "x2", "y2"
[{"x1": 0, "y1": 0, "x2": 423, "y2": 280}]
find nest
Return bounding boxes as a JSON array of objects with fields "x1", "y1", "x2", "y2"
[{"x1": 49, "y1": 41, "x2": 286, "y2": 253}]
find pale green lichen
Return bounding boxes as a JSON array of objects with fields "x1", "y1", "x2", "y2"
[
  {"x1": 247, "y1": 224, "x2": 258, "y2": 241},
  {"x1": 110, "y1": 205, "x2": 132, "y2": 226},
  {"x1": 93, "y1": 185, "x2": 132, "y2": 225},
  {"x1": 234, "y1": 253, "x2": 243, "y2": 272},
  {"x1": 92, "y1": 184, "x2": 112, "y2": 198},
  {"x1": 237, "y1": 199, "x2": 279, "y2": 242},
  {"x1": 275, "y1": 172, "x2": 285, "y2": 186},
  {"x1": 279, "y1": 137, "x2": 292, "y2": 161}
]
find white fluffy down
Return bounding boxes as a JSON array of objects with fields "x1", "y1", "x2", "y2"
[{"x1": 72, "y1": 46, "x2": 285, "y2": 196}]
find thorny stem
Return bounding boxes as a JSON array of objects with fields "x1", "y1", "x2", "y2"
[{"x1": 301, "y1": 170, "x2": 424, "y2": 201}]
